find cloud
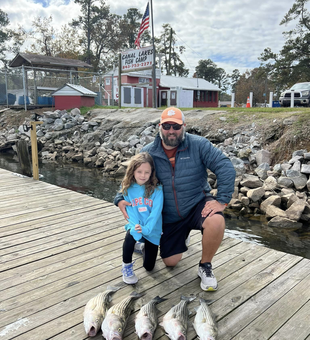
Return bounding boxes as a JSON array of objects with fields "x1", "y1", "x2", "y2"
[{"x1": 1, "y1": 0, "x2": 300, "y2": 76}]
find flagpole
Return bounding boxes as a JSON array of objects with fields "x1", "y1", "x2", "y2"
[{"x1": 150, "y1": 0, "x2": 157, "y2": 108}]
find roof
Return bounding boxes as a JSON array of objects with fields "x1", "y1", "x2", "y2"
[
  {"x1": 52, "y1": 84, "x2": 97, "y2": 97},
  {"x1": 9, "y1": 53, "x2": 92, "y2": 69},
  {"x1": 160, "y1": 75, "x2": 221, "y2": 91}
]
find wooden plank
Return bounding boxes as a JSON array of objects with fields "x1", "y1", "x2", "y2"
[
  {"x1": 0, "y1": 237, "x2": 241, "y2": 338},
  {"x1": 233, "y1": 272, "x2": 310, "y2": 339},
  {"x1": 217, "y1": 258, "x2": 309, "y2": 340},
  {"x1": 0, "y1": 202, "x2": 109, "y2": 237},
  {"x1": 268, "y1": 300, "x2": 310, "y2": 339}
]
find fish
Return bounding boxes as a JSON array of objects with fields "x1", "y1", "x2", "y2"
[
  {"x1": 135, "y1": 296, "x2": 167, "y2": 340},
  {"x1": 101, "y1": 291, "x2": 142, "y2": 340},
  {"x1": 193, "y1": 298, "x2": 218, "y2": 340},
  {"x1": 160, "y1": 295, "x2": 196, "y2": 340},
  {"x1": 83, "y1": 286, "x2": 121, "y2": 337}
]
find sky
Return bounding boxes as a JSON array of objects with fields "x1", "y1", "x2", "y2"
[{"x1": 1, "y1": 0, "x2": 300, "y2": 77}]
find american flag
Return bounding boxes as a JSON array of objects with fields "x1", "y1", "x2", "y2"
[{"x1": 134, "y1": 2, "x2": 150, "y2": 49}]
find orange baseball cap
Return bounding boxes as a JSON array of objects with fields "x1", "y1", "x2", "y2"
[{"x1": 160, "y1": 107, "x2": 185, "y2": 125}]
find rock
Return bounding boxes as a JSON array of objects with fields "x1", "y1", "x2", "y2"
[
  {"x1": 255, "y1": 149, "x2": 271, "y2": 165},
  {"x1": 301, "y1": 164, "x2": 310, "y2": 174},
  {"x1": 287, "y1": 194, "x2": 299, "y2": 208},
  {"x1": 281, "y1": 163, "x2": 291, "y2": 171},
  {"x1": 72, "y1": 153, "x2": 83, "y2": 161},
  {"x1": 286, "y1": 199, "x2": 306, "y2": 221},
  {"x1": 304, "y1": 152, "x2": 310, "y2": 160},
  {"x1": 268, "y1": 216, "x2": 303, "y2": 229},
  {"x1": 273, "y1": 164, "x2": 282, "y2": 173},
  {"x1": 290, "y1": 174, "x2": 308, "y2": 190},
  {"x1": 254, "y1": 163, "x2": 270, "y2": 180},
  {"x1": 71, "y1": 108, "x2": 81, "y2": 116},
  {"x1": 263, "y1": 176, "x2": 277, "y2": 191},
  {"x1": 292, "y1": 149, "x2": 307, "y2": 157},
  {"x1": 247, "y1": 187, "x2": 265, "y2": 202},
  {"x1": 266, "y1": 205, "x2": 287, "y2": 219},
  {"x1": 307, "y1": 179, "x2": 310, "y2": 191},
  {"x1": 277, "y1": 176, "x2": 294, "y2": 188},
  {"x1": 240, "y1": 174, "x2": 263, "y2": 188},
  {"x1": 291, "y1": 160, "x2": 301, "y2": 171},
  {"x1": 240, "y1": 196, "x2": 250, "y2": 206},
  {"x1": 288, "y1": 155, "x2": 303, "y2": 164},
  {"x1": 230, "y1": 157, "x2": 246, "y2": 176},
  {"x1": 260, "y1": 195, "x2": 281, "y2": 213}
]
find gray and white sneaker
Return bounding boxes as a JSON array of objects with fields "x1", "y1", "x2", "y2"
[
  {"x1": 198, "y1": 262, "x2": 218, "y2": 291},
  {"x1": 122, "y1": 262, "x2": 138, "y2": 284},
  {"x1": 134, "y1": 241, "x2": 145, "y2": 255}
]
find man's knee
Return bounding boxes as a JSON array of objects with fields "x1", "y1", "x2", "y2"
[
  {"x1": 202, "y1": 214, "x2": 225, "y2": 231},
  {"x1": 162, "y1": 253, "x2": 182, "y2": 267}
]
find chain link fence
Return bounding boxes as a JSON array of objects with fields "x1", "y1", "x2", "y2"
[{"x1": 0, "y1": 66, "x2": 107, "y2": 110}]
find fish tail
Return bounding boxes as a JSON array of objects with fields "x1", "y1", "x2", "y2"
[
  {"x1": 181, "y1": 295, "x2": 196, "y2": 302},
  {"x1": 129, "y1": 291, "x2": 143, "y2": 299},
  {"x1": 152, "y1": 296, "x2": 167, "y2": 304},
  {"x1": 106, "y1": 284, "x2": 123, "y2": 292}
]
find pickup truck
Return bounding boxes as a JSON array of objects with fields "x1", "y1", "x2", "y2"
[{"x1": 279, "y1": 82, "x2": 310, "y2": 107}]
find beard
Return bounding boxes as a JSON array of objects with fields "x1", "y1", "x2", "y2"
[{"x1": 159, "y1": 126, "x2": 186, "y2": 147}]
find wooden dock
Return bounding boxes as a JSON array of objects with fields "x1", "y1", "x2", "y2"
[{"x1": 0, "y1": 167, "x2": 309, "y2": 340}]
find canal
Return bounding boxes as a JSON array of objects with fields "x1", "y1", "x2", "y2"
[{"x1": 1, "y1": 152, "x2": 309, "y2": 259}]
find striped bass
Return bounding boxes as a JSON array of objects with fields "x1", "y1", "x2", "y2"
[
  {"x1": 160, "y1": 295, "x2": 195, "y2": 340},
  {"x1": 101, "y1": 291, "x2": 142, "y2": 340},
  {"x1": 135, "y1": 296, "x2": 166, "y2": 339}
]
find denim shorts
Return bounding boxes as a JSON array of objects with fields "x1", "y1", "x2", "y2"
[{"x1": 160, "y1": 196, "x2": 224, "y2": 259}]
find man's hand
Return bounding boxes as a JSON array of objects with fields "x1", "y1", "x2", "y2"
[
  {"x1": 117, "y1": 200, "x2": 131, "y2": 220},
  {"x1": 201, "y1": 200, "x2": 227, "y2": 217},
  {"x1": 135, "y1": 224, "x2": 142, "y2": 233}
]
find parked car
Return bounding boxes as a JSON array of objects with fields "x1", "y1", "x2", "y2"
[{"x1": 279, "y1": 82, "x2": 310, "y2": 107}]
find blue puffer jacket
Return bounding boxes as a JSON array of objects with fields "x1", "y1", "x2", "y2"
[{"x1": 140, "y1": 133, "x2": 236, "y2": 223}]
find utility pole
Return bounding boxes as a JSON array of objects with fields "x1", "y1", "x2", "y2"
[{"x1": 168, "y1": 27, "x2": 173, "y2": 75}]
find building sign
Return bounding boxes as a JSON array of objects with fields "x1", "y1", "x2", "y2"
[{"x1": 121, "y1": 46, "x2": 153, "y2": 72}]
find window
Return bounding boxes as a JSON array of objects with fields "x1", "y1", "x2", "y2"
[{"x1": 106, "y1": 78, "x2": 110, "y2": 85}]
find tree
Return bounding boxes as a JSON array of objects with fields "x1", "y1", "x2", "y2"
[
  {"x1": 230, "y1": 69, "x2": 241, "y2": 93},
  {"x1": 260, "y1": 0, "x2": 310, "y2": 89},
  {"x1": 122, "y1": 8, "x2": 151, "y2": 49},
  {"x1": 155, "y1": 24, "x2": 189, "y2": 77},
  {"x1": 234, "y1": 67, "x2": 277, "y2": 105},
  {"x1": 195, "y1": 59, "x2": 230, "y2": 96},
  {"x1": 72, "y1": 0, "x2": 128, "y2": 71},
  {"x1": 0, "y1": 9, "x2": 10, "y2": 64}
]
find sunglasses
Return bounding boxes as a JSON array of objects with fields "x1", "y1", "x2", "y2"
[{"x1": 161, "y1": 123, "x2": 183, "y2": 131}]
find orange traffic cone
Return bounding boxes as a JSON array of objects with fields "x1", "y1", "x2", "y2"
[{"x1": 246, "y1": 97, "x2": 251, "y2": 108}]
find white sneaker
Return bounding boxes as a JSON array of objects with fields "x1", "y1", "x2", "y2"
[
  {"x1": 122, "y1": 262, "x2": 138, "y2": 284},
  {"x1": 134, "y1": 242, "x2": 145, "y2": 255},
  {"x1": 198, "y1": 262, "x2": 218, "y2": 291},
  {"x1": 185, "y1": 234, "x2": 191, "y2": 247}
]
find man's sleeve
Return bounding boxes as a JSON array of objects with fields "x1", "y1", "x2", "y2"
[
  {"x1": 201, "y1": 140, "x2": 236, "y2": 204},
  {"x1": 114, "y1": 189, "x2": 124, "y2": 207}
]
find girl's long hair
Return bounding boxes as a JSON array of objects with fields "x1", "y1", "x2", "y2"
[{"x1": 121, "y1": 152, "x2": 159, "y2": 198}]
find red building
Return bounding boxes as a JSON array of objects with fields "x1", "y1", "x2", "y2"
[
  {"x1": 103, "y1": 69, "x2": 220, "y2": 108},
  {"x1": 52, "y1": 84, "x2": 97, "y2": 110}
]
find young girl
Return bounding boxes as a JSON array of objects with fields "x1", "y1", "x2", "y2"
[{"x1": 120, "y1": 152, "x2": 163, "y2": 284}]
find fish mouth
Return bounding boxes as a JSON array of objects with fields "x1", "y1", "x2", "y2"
[
  {"x1": 88, "y1": 326, "x2": 98, "y2": 337},
  {"x1": 141, "y1": 332, "x2": 152, "y2": 340},
  {"x1": 177, "y1": 336, "x2": 185, "y2": 340},
  {"x1": 111, "y1": 337, "x2": 122, "y2": 340}
]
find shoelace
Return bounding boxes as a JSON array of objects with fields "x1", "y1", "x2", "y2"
[
  {"x1": 122, "y1": 261, "x2": 135, "y2": 276},
  {"x1": 201, "y1": 265, "x2": 213, "y2": 277}
]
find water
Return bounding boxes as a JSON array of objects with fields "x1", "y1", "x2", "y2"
[{"x1": 1, "y1": 152, "x2": 309, "y2": 259}]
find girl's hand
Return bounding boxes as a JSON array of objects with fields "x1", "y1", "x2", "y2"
[{"x1": 135, "y1": 224, "x2": 142, "y2": 233}]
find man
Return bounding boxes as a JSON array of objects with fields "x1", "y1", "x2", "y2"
[{"x1": 115, "y1": 107, "x2": 236, "y2": 291}]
